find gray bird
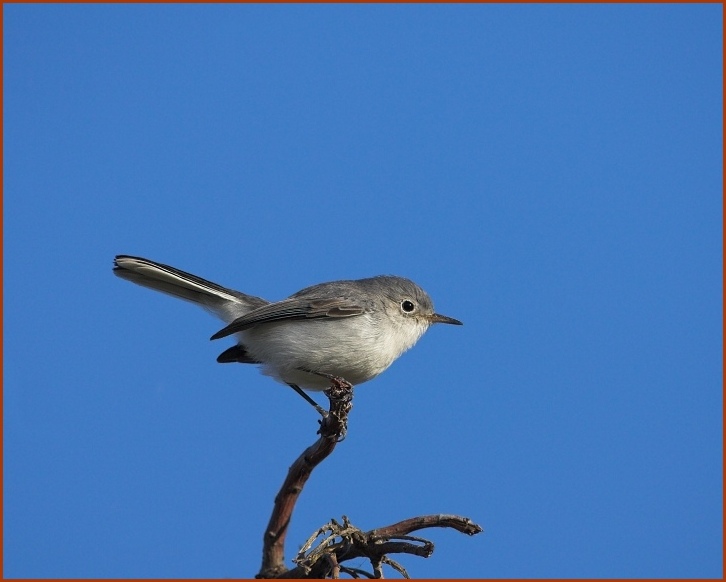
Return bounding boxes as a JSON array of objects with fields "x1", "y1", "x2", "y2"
[{"x1": 113, "y1": 255, "x2": 462, "y2": 411}]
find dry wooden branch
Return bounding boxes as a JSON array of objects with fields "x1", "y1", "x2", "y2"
[
  {"x1": 255, "y1": 378, "x2": 482, "y2": 579},
  {"x1": 257, "y1": 379, "x2": 354, "y2": 579},
  {"x1": 284, "y1": 514, "x2": 482, "y2": 579}
]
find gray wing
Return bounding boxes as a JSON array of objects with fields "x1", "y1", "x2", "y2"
[{"x1": 210, "y1": 297, "x2": 366, "y2": 340}]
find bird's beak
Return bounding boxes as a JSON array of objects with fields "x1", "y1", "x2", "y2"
[{"x1": 427, "y1": 313, "x2": 463, "y2": 325}]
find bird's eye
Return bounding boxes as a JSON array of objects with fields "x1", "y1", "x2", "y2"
[{"x1": 401, "y1": 300, "x2": 415, "y2": 313}]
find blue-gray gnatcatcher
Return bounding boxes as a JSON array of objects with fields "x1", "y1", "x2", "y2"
[{"x1": 113, "y1": 255, "x2": 462, "y2": 411}]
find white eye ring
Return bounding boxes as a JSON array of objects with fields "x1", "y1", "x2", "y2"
[{"x1": 400, "y1": 300, "x2": 415, "y2": 313}]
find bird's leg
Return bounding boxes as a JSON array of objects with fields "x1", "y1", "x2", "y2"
[
  {"x1": 306, "y1": 371, "x2": 354, "y2": 392},
  {"x1": 295, "y1": 368, "x2": 354, "y2": 392},
  {"x1": 287, "y1": 383, "x2": 328, "y2": 417},
  {"x1": 290, "y1": 369, "x2": 354, "y2": 419}
]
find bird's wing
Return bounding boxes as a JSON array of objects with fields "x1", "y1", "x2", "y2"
[{"x1": 210, "y1": 297, "x2": 366, "y2": 340}]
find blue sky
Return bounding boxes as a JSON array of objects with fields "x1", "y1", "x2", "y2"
[{"x1": 3, "y1": 4, "x2": 722, "y2": 578}]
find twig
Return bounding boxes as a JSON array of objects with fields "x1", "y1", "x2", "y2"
[{"x1": 369, "y1": 514, "x2": 483, "y2": 539}]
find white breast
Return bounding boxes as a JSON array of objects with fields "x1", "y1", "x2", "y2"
[{"x1": 238, "y1": 313, "x2": 430, "y2": 391}]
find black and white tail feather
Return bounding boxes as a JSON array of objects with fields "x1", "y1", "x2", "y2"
[{"x1": 113, "y1": 255, "x2": 269, "y2": 322}]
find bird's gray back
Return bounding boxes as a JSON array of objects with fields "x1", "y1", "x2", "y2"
[{"x1": 290, "y1": 275, "x2": 433, "y2": 311}]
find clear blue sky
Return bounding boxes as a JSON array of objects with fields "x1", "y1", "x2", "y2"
[{"x1": 3, "y1": 4, "x2": 722, "y2": 578}]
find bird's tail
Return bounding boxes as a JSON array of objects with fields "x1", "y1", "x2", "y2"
[{"x1": 113, "y1": 255, "x2": 269, "y2": 322}]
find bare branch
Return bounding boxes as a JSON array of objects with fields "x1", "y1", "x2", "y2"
[
  {"x1": 370, "y1": 514, "x2": 483, "y2": 539},
  {"x1": 253, "y1": 378, "x2": 482, "y2": 579},
  {"x1": 256, "y1": 380, "x2": 354, "y2": 579},
  {"x1": 278, "y1": 514, "x2": 482, "y2": 578}
]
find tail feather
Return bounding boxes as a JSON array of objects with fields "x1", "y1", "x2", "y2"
[{"x1": 113, "y1": 255, "x2": 268, "y2": 321}]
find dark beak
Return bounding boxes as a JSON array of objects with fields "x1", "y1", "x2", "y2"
[{"x1": 428, "y1": 313, "x2": 463, "y2": 325}]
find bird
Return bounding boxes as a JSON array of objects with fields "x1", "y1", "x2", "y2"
[{"x1": 113, "y1": 255, "x2": 462, "y2": 412}]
